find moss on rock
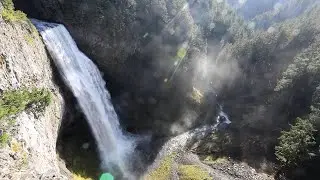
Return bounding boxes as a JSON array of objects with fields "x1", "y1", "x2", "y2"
[
  {"x1": 0, "y1": 88, "x2": 52, "y2": 120},
  {"x1": 0, "y1": 0, "x2": 27, "y2": 22},
  {"x1": 178, "y1": 165, "x2": 210, "y2": 180},
  {"x1": 0, "y1": 132, "x2": 9, "y2": 147},
  {"x1": 146, "y1": 153, "x2": 175, "y2": 180},
  {"x1": 0, "y1": 88, "x2": 52, "y2": 148}
]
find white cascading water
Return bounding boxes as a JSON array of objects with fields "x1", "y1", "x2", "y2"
[{"x1": 32, "y1": 19, "x2": 135, "y2": 178}]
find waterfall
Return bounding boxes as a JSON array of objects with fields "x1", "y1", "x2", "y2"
[{"x1": 32, "y1": 19, "x2": 135, "y2": 178}]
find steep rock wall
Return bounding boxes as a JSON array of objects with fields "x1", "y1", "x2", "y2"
[
  {"x1": 15, "y1": 0, "x2": 216, "y2": 135},
  {"x1": 0, "y1": 2, "x2": 70, "y2": 179}
]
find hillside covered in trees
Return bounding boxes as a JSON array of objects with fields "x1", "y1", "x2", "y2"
[{"x1": 193, "y1": 0, "x2": 320, "y2": 179}]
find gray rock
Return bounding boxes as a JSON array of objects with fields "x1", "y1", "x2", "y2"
[{"x1": 0, "y1": 2, "x2": 70, "y2": 178}]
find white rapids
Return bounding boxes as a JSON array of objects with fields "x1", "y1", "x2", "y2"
[{"x1": 32, "y1": 19, "x2": 135, "y2": 178}]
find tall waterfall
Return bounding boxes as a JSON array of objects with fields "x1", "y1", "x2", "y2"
[{"x1": 32, "y1": 19, "x2": 135, "y2": 178}]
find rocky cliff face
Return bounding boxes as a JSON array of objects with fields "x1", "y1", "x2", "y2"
[
  {"x1": 16, "y1": 0, "x2": 229, "y2": 136},
  {"x1": 0, "y1": 2, "x2": 70, "y2": 179}
]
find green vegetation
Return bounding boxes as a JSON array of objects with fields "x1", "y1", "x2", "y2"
[
  {"x1": 0, "y1": 0, "x2": 318, "y2": 178},
  {"x1": 0, "y1": 89, "x2": 52, "y2": 119},
  {"x1": 188, "y1": 2, "x2": 320, "y2": 178},
  {"x1": 275, "y1": 118, "x2": 316, "y2": 167},
  {"x1": 175, "y1": 47, "x2": 187, "y2": 60},
  {"x1": 190, "y1": 87, "x2": 203, "y2": 104},
  {"x1": 11, "y1": 140, "x2": 22, "y2": 152},
  {"x1": 270, "y1": 7, "x2": 320, "y2": 174},
  {"x1": 1, "y1": 8, "x2": 27, "y2": 22},
  {"x1": 1, "y1": 0, "x2": 27, "y2": 22},
  {"x1": 146, "y1": 153, "x2": 175, "y2": 180},
  {"x1": 178, "y1": 165, "x2": 210, "y2": 180},
  {"x1": 24, "y1": 34, "x2": 35, "y2": 45},
  {"x1": 276, "y1": 41, "x2": 320, "y2": 91},
  {"x1": 72, "y1": 173, "x2": 93, "y2": 180},
  {"x1": 0, "y1": 132, "x2": 9, "y2": 147},
  {"x1": 0, "y1": 89, "x2": 51, "y2": 149},
  {"x1": 10, "y1": 140, "x2": 29, "y2": 168}
]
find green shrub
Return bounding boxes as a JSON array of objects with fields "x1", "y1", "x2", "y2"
[
  {"x1": 275, "y1": 118, "x2": 317, "y2": 167},
  {"x1": 0, "y1": 89, "x2": 52, "y2": 119},
  {"x1": 1, "y1": 0, "x2": 27, "y2": 22},
  {"x1": 1, "y1": 9, "x2": 27, "y2": 22},
  {"x1": 0, "y1": 132, "x2": 9, "y2": 147}
]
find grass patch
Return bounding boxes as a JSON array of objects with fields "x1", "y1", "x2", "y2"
[
  {"x1": 1, "y1": 0, "x2": 27, "y2": 22},
  {"x1": 0, "y1": 89, "x2": 52, "y2": 120},
  {"x1": 178, "y1": 165, "x2": 210, "y2": 180},
  {"x1": 146, "y1": 153, "x2": 176, "y2": 180}
]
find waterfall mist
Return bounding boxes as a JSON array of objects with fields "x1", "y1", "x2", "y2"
[{"x1": 32, "y1": 19, "x2": 136, "y2": 179}]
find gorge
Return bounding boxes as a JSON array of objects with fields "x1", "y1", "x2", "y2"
[{"x1": 1, "y1": 0, "x2": 320, "y2": 180}]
